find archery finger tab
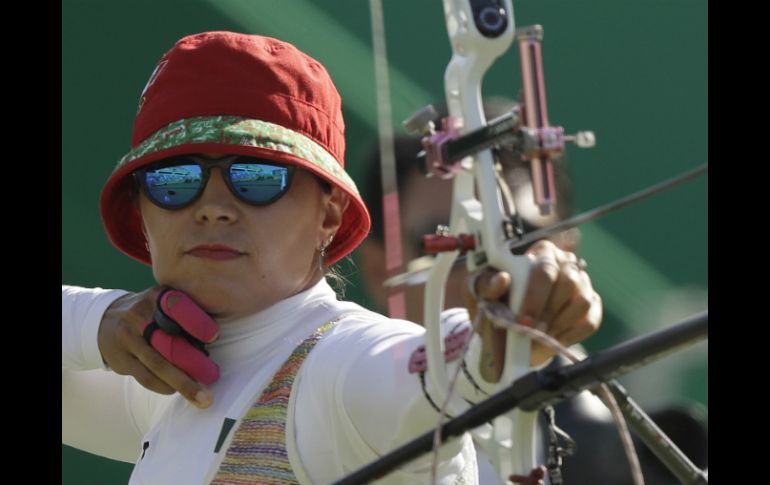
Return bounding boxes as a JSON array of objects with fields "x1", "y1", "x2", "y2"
[
  {"x1": 159, "y1": 289, "x2": 219, "y2": 343},
  {"x1": 142, "y1": 320, "x2": 160, "y2": 345},
  {"x1": 153, "y1": 305, "x2": 182, "y2": 336},
  {"x1": 147, "y1": 329, "x2": 221, "y2": 386},
  {"x1": 167, "y1": 335, "x2": 220, "y2": 386}
]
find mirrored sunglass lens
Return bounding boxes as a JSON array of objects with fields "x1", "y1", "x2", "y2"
[
  {"x1": 230, "y1": 163, "x2": 290, "y2": 203},
  {"x1": 144, "y1": 164, "x2": 203, "y2": 207}
]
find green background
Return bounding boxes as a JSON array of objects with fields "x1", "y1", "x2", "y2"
[{"x1": 63, "y1": 1, "x2": 707, "y2": 482}]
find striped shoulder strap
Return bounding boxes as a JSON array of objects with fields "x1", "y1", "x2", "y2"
[{"x1": 211, "y1": 319, "x2": 339, "y2": 485}]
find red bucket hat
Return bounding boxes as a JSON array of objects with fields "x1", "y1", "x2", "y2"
[{"x1": 100, "y1": 31, "x2": 370, "y2": 266}]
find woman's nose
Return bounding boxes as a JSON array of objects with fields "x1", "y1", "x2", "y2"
[{"x1": 193, "y1": 168, "x2": 239, "y2": 223}]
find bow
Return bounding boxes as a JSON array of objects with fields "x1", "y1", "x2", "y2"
[
  {"x1": 415, "y1": 1, "x2": 542, "y2": 482},
  {"x1": 353, "y1": 0, "x2": 707, "y2": 484},
  {"x1": 409, "y1": 1, "x2": 599, "y2": 481}
]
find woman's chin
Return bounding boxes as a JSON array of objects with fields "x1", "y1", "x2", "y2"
[
  {"x1": 155, "y1": 277, "x2": 277, "y2": 319},
  {"x1": 184, "y1": 291, "x2": 266, "y2": 321},
  {"x1": 158, "y1": 282, "x2": 234, "y2": 316},
  {"x1": 192, "y1": 294, "x2": 234, "y2": 316}
]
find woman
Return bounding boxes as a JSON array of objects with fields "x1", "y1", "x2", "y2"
[{"x1": 62, "y1": 31, "x2": 601, "y2": 484}]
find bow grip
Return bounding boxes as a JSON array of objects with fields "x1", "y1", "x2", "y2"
[{"x1": 481, "y1": 249, "x2": 535, "y2": 388}]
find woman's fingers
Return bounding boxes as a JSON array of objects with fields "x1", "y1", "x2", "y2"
[
  {"x1": 519, "y1": 240, "x2": 562, "y2": 326},
  {"x1": 134, "y1": 331, "x2": 216, "y2": 407},
  {"x1": 98, "y1": 287, "x2": 218, "y2": 409}
]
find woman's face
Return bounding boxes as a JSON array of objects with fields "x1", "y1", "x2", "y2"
[{"x1": 139, "y1": 154, "x2": 348, "y2": 321}]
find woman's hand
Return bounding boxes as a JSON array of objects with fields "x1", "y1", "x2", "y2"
[
  {"x1": 97, "y1": 287, "x2": 220, "y2": 409},
  {"x1": 466, "y1": 240, "x2": 602, "y2": 382}
]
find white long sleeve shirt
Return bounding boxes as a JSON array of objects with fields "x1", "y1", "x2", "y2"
[{"x1": 62, "y1": 280, "x2": 493, "y2": 484}]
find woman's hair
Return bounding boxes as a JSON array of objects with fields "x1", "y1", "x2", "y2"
[{"x1": 324, "y1": 258, "x2": 352, "y2": 296}]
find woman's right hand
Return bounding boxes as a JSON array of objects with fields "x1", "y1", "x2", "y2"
[{"x1": 97, "y1": 287, "x2": 220, "y2": 409}]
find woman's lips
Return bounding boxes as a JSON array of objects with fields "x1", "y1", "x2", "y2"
[{"x1": 187, "y1": 245, "x2": 244, "y2": 261}]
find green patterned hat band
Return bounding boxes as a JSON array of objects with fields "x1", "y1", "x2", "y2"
[{"x1": 116, "y1": 115, "x2": 360, "y2": 197}]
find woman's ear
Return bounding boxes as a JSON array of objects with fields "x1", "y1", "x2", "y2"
[{"x1": 320, "y1": 186, "x2": 349, "y2": 242}]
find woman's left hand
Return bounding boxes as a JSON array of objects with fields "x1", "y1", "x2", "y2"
[{"x1": 466, "y1": 239, "x2": 603, "y2": 381}]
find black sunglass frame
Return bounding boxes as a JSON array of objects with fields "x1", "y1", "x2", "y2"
[{"x1": 133, "y1": 155, "x2": 297, "y2": 210}]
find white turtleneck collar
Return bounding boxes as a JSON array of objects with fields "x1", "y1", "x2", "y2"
[{"x1": 206, "y1": 278, "x2": 341, "y2": 373}]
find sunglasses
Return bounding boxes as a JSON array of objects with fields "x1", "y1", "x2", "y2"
[{"x1": 134, "y1": 155, "x2": 296, "y2": 210}]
